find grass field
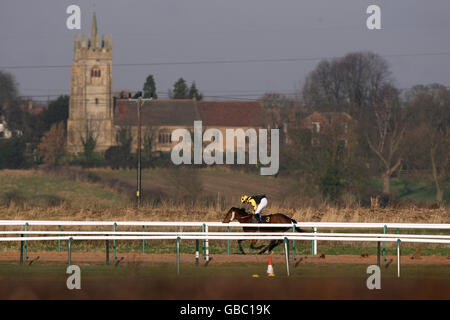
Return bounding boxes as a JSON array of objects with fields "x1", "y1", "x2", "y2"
[
  {"x1": 1, "y1": 168, "x2": 448, "y2": 225},
  {"x1": 92, "y1": 166, "x2": 300, "y2": 207},
  {"x1": 0, "y1": 170, "x2": 128, "y2": 208},
  {"x1": 93, "y1": 167, "x2": 450, "y2": 205},
  {"x1": 0, "y1": 168, "x2": 448, "y2": 211},
  {"x1": 390, "y1": 177, "x2": 450, "y2": 204}
]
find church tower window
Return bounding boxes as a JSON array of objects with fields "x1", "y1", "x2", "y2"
[{"x1": 91, "y1": 67, "x2": 101, "y2": 78}]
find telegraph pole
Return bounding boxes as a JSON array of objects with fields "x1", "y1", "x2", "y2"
[
  {"x1": 129, "y1": 93, "x2": 152, "y2": 208},
  {"x1": 137, "y1": 96, "x2": 142, "y2": 208}
]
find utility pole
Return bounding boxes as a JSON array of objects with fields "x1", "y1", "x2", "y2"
[
  {"x1": 137, "y1": 96, "x2": 142, "y2": 208},
  {"x1": 129, "y1": 93, "x2": 152, "y2": 208}
]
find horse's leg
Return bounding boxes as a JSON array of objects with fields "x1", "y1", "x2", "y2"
[
  {"x1": 238, "y1": 240, "x2": 246, "y2": 255},
  {"x1": 259, "y1": 240, "x2": 282, "y2": 254},
  {"x1": 270, "y1": 240, "x2": 284, "y2": 253},
  {"x1": 250, "y1": 239, "x2": 264, "y2": 250},
  {"x1": 258, "y1": 241, "x2": 275, "y2": 254}
]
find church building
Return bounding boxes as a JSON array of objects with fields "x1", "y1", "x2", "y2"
[{"x1": 67, "y1": 13, "x2": 265, "y2": 154}]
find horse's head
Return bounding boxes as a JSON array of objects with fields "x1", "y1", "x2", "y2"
[{"x1": 222, "y1": 207, "x2": 248, "y2": 223}]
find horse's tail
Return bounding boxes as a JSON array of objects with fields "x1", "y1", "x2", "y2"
[{"x1": 290, "y1": 218, "x2": 304, "y2": 233}]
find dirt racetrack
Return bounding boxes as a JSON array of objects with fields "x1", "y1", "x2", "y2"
[
  {"x1": 0, "y1": 251, "x2": 449, "y2": 300},
  {"x1": 0, "y1": 251, "x2": 448, "y2": 265}
]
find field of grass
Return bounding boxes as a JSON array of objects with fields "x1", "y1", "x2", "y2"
[
  {"x1": 0, "y1": 170, "x2": 128, "y2": 209},
  {"x1": 390, "y1": 177, "x2": 450, "y2": 204},
  {"x1": 1, "y1": 168, "x2": 447, "y2": 211},
  {"x1": 93, "y1": 167, "x2": 449, "y2": 206},
  {"x1": 92, "y1": 167, "x2": 300, "y2": 206}
]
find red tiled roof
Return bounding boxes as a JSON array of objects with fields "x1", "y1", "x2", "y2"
[
  {"x1": 196, "y1": 101, "x2": 263, "y2": 127},
  {"x1": 114, "y1": 99, "x2": 264, "y2": 127},
  {"x1": 31, "y1": 108, "x2": 45, "y2": 115},
  {"x1": 114, "y1": 99, "x2": 200, "y2": 126}
]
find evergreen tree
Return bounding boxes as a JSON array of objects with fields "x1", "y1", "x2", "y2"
[
  {"x1": 38, "y1": 95, "x2": 69, "y2": 133},
  {"x1": 0, "y1": 70, "x2": 18, "y2": 116},
  {"x1": 0, "y1": 136, "x2": 27, "y2": 169},
  {"x1": 143, "y1": 75, "x2": 158, "y2": 99},
  {"x1": 172, "y1": 78, "x2": 189, "y2": 99},
  {"x1": 188, "y1": 81, "x2": 203, "y2": 101},
  {"x1": 80, "y1": 126, "x2": 97, "y2": 168}
]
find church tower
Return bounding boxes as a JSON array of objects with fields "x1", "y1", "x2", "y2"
[{"x1": 67, "y1": 13, "x2": 113, "y2": 153}]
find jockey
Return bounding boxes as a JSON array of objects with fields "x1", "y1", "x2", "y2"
[{"x1": 241, "y1": 194, "x2": 267, "y2": 223}]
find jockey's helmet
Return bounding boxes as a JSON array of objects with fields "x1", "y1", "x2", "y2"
[{"x1": 241, "y1": 195, "x2": 249, "y2": 203}]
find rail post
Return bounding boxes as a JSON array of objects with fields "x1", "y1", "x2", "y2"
[
  {"x1": 202, "y1": 224, "x2": 205, "y2": 261},
  {"x1": 383, "y1": 225, "x2": 387, "y2": 262},
  {"x1": 176, "y1": 236, "x2": 181, "y2": 276},
  {"x1": 205, "y1": 225, "x2": 210, "y2": 262},
  {"x1": 397, "y1": 239, "x2": 401, "y2": 278},
  {"x1": 227, "y1": 226, "x2": 230, "y2": 256},
  {"x1": 58, "y1": 225, "x2": 61, "y2": 253},
  {"x1": 20, "y1": 234, "x2": 24, "y2": 265},
  {"x1": 195, "y1": 239, "x2": 199, "y2": 266},
  {"x1": 113, "y1": 222, "x2": 117, "y2": 260},
  {"x1": 292, "y1": 224, "x2": 296, "y2": 261},
  {"x1": 313, "y1": 227, "x2": 318, "y2": 255},
  {"x1": 106, "y1": 239, "x2": 110, "y2": 265},
  {"x1": 68, "y1": 237, "x2": 73, "y2": 266},
  {"x1": 377, "y1": 240, "x2": 381, "y2": 267},
  {"x1": 284, "y1": 237, "x2": 290, "y2": 276},
  {"x1": 142, "y1": 225, "x2": 145, "y2": 253},
  {"x1": 311, "y1": 227, "x2": 314, "y2": 255},
  {"x1": 24, "y1": 223, "x2": 28, "y2": 260}
]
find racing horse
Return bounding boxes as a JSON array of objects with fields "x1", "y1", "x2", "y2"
[{"x1": 222, "y1": 207, "x2": 304, "y2": 254}]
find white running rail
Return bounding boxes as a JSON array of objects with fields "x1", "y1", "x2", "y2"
[
  {"x1": 0, "y1": 220, "x2": 449, "y2": 277},
  {"x1": 0, "y1": 220, "x2": 449, "y2": 229}
]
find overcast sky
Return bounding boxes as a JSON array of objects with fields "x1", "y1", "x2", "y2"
[{"x1": 1, "y1": 0, "x2": 449, "y2": 101}]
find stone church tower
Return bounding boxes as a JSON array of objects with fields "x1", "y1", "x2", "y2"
[{"x1": 67, "y1": 13, "x2": 114, "y2": 153}]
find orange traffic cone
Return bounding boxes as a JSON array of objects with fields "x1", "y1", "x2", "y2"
[{"x1": 267, "y1": 255, "x2": 275, "y2": 277}]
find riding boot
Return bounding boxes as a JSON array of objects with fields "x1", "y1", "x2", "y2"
[{"x1": 254, "y1": 213, "x2": 262, "y2": 223}]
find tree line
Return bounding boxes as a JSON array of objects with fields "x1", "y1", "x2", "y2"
[
  {"x1": 143, "y1": 75, "x2": 203, "y2": 100},
  {"x1": 275, "y1": 52, "x2": 448, "y2": 205}
]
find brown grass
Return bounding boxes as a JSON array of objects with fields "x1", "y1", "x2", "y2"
[
  {"x1": 0, "y1": 204, "x2": 448, "y2": 224},
  {"x1": 0, "y1": 167, "x2": 448, "y2": 223}
]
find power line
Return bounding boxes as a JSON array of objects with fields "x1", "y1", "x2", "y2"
[
  {"x1": 2, "y1": 51, "x2": 450, "y2": 70},
  {"x1": 17, "y1": 84, "x2": 450, "y2": 102}
]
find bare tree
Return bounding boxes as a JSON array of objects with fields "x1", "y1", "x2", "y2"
[
  {"x1": 366, "y1": 86, "x2": 406, "y2": 195},
  {"x1": 38, "y1": 122, "x2": 66, "y2": 165},
  {"x1": 404, "y1": 84, "x2": 449, "y2": 204},
  {"x1": 302, "y1": 51, "x2": 392, "y2": 118}
]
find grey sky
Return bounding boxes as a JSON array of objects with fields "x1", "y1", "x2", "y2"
[{"x1": 1, "y1": 0, "x2": 449, "y2": 101}]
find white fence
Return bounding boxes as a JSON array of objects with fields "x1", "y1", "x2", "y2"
[
  {"x1": 0, "y1": 220, "x2": 449, "y2": 277},
  {"x1": 1, "y1": 220, "x2": 450, "y2": 229}
]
